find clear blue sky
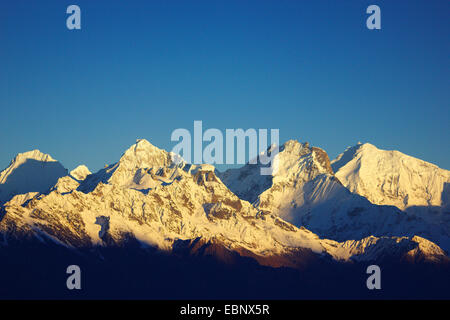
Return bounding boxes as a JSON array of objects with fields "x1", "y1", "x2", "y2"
[{"x1": 1, "y1": 0, "x2": 449, "y2": 172}]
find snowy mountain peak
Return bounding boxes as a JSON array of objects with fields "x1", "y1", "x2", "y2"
[
  {"x1": 272, "y1": 140, "x2": 333, "y2": 181},
  {"x1": 14, "y1": 149, "x2": 56, "y2": 162},
  {"x1": 331, "y1": 142, "x2": 450, "y2": 214},
  {"x1": 0, "y1": 150, "x2": 67, "y2": 204},
  {"x1": 331, "y1": 142, "x2": 367, "y2": 173},
  {"x1": 70, "y1": 165, "x2": 91, "y2": 181},
  {"x1": 119, "y1": 138, "x2": 172, "y2": 169},
  {"x1": 1, "y1": 150, "x2": 57, "y2": 182},
  {"x1": 280, "y1": 139, "x2": 307, "y2": 152},
  {"x1": 49, "y1": 165, "x2": 92, "y2": 196},
  {"x1": 219, "y1": 140, "x2": 335, "y2": 204},
  {"x1": 77, "y1": 139, "x2": 177, "y2": 193}
]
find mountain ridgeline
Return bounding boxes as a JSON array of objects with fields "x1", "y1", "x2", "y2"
[{"x1": 0, "y1": 139, "x2": 449, "y2": 299}]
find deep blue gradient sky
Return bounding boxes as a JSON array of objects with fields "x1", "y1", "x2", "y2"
[{"x1": 1, "y1": 0, "x2": 449, "y2": 172}]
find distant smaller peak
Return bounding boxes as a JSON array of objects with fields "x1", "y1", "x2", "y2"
[{"x1": 70, "y1": 165, "x2": 91, "y2": 181}]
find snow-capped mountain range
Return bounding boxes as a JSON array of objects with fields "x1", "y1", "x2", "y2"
[
  {"x1": 0, "y1": 139, "x2": 449, "y2": 271},
  {"x1": 219, "y1": 140, "x2": 450, "y2": 253}
]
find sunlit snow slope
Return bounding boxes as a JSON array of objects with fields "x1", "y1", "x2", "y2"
[{"x1": 332, "y1": 143, "x2": 450, "y2": 225}]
